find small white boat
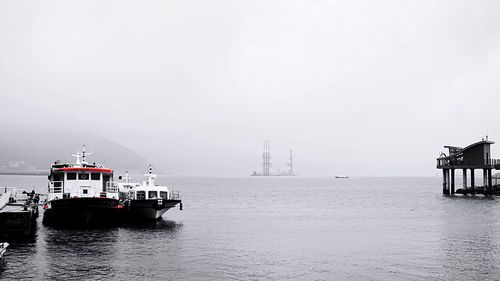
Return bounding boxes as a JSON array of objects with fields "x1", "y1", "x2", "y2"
[
  {"x1": 335, "y1": 175, "x2": 349, "y2": 179},
  {"x1": 122, "y1": 166, "x2": 182, "y2": 220},
  {"x1": 0, "y1": 242, "x2": 9, "y2": 258}
]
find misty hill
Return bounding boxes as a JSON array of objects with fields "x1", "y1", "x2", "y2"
[{"x1": 0, "y1": 129, "x2": 148, "y2": 173}]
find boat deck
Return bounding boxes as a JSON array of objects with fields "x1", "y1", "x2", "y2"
[{"x1": 0, "y1": 203, "x2": 32, "y2": 213}]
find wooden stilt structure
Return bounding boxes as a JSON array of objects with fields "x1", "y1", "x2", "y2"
[{"x1": 437, "y1": 139, "x2": 500, "y2": 196}]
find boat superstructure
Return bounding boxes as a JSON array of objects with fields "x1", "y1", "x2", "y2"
[
  {"x1": 116, "y1": 171, "x2": 140, "y2": 198},
  {"x1": 43, "y1": 146, "x2": 123, "y2": 225},
  {"x1": 124, "y1": 166, "x2": 182, "y2": 220}
]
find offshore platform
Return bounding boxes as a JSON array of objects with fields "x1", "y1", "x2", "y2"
[{"x1": 252, "y1": 140, "x2": 295, "y2": 176}]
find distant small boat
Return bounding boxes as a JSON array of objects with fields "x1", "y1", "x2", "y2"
[
  {"x1": 335, "y1": 175, "x2": 349, "y2": 179},
  {"x1": 0, "y1": 242, "x2": 9, "y2": 258}
]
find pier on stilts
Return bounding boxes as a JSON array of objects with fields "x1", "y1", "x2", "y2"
[{"x1": 437, "y1": 139, "x2": 500, "y2": 196}]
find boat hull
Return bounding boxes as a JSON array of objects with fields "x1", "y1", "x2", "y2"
[
  {"x1": 42, "y1": 197, "x2": 124, "y2": 226},
  {"x1": 127, "y1": 199, "x2": 181, "y2": 220}
]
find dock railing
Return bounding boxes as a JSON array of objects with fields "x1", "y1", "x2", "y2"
[
  {"x1": 0, "y1": 187, "x2": 26, "y2": 208},
  {"x1": 0, "y1": 189, "x2": 12, "y2": 210},
  {"x1": 489, "y1": 159, "x2": 500, "y2": 166},
  {"x1": 437, "y1": 158, "x2": 500, "y2": 167}
]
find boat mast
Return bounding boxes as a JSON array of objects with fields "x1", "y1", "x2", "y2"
[
  {"x1": 145, "y1": 165, "x2": 156, "y2": 186},
  {"x1": 72, "y1": 145, "x2": 92, "y2": 166},
  {"x1": 125, "y1": 170, "x2": 130, "y2": 184},
  {"x1": 81, "y1": 145, "x2": 92, "y2": 165}
]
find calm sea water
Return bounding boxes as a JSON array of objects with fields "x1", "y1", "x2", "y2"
[{"x1": 1, "y1": 175, "x2": 500, "y2": 280}]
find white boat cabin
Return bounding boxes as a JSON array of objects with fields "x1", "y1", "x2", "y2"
[
  {"x1": 124, "y1": 168, "x2": 172, "y2": 200},
  {"x1": 48, "y1": 148, "x2": 119, "y2": 201}
]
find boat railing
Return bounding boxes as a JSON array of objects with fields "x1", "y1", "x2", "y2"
[
  {"x1": 49, "y1": 182, "x2": 63, "y2": 194},
  {"x1": 105, "y1": 182, "x2": 119, "y2": 193},
  {"x1": 169, "y1": 190, "x2": 181, "y2": 200}
]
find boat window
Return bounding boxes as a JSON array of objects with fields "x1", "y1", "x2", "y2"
[
  {"x1": 148, "y1": 191, "x2": 158, "y2": 199},
  {"x1": 78, "y1": 173, "x2": 89, "y2": 180},
  {"x1": 137, "y1": 191, "x2": 145, "y2": 200},
  {"x1": 83, "y1": 189, "x2": 88, "y2": 194},
  {"x1": 91, "y1": 173, "x2": 100, "y2": 180},
  {"x1": 67, "y1": 173, "x2": 77, "y2": 180},
  {"x1": 160, "y1": 191, "x2": 168, "y2": 199},
  {"x1": 53, "y1": 173, "x2": 64, "y2": 182}
]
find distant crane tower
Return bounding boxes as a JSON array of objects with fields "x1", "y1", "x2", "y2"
[{"x1": 262, "y1": 140, "x2": 272, "y2": 176}]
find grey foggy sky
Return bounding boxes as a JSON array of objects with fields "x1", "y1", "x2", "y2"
[{"x1": 1, "y1": 0, "x2": 500, "y2": 176}]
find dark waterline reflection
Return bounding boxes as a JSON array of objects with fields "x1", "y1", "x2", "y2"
[
  {"x1": 40, "y1": 220, "x2": 183, "y2": 280},
  {"x1": 44, "y1": 226, "x2": 119, "y2": 280},
  {"x1": 121, "y1": 219, "x2": 183, "y2": 232}
]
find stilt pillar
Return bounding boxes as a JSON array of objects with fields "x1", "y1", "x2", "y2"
[
  {"x1": 463, "y1": 169, "x2": 467, "y2": 190},
  {"x1": 471, "y1": 169, "x2": 475, "y2": 195},
  {"x1": 450, "y1": 169, "x2": 455, "y2": 194},
  {"x1": 488, "y1": 169, "x2": 493, "y2": 195},
  {"x1": 483, "y1": 169, "x2": 487, "y2": 188},
  {"x1": 443, "y1": 169, "x2": 448, "y2": 195}
]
